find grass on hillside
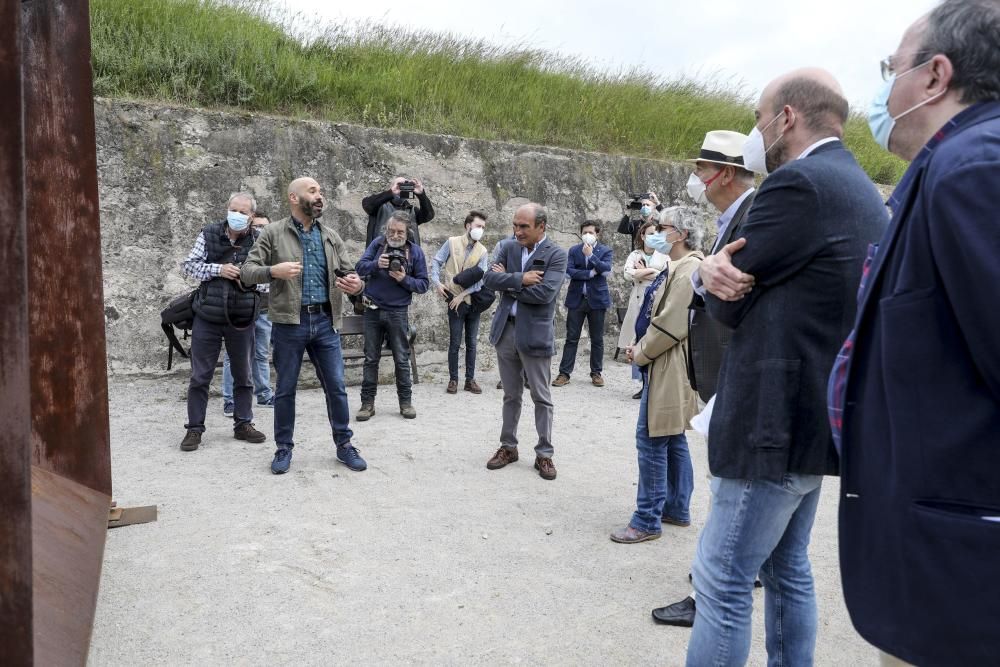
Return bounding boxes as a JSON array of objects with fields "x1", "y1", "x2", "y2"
[{"x1": 89, "y1": 0, "x2": 906, "y2": 184}]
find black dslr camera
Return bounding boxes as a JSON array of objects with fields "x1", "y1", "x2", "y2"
[
  {"x1": 627, "y1": 193, "x2": 651, "y2": 210},
  {"x1": 397, "y1": 180, "x2": 416, "y2": 199},
  {"x1": 385, "y1": 247, "x2": 408, "y2": 273}
]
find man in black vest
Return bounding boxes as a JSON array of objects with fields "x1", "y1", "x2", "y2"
[
  {"x1": 361, "y1": 176, "x2": 435, "y2": 246},
  {"x1": 179, "y1": 192, "x2": 267, "y2": 452}
]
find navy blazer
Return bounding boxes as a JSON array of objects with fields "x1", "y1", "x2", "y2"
[
  {"x1": 705, "y1": 141, "x2": 887, "y2": 480},
  {"x1": 484, "y1": 237, "x2": 567, "y2": 357},
  {"x1": 838, "y1": 102, "x2": 1000, "y2": 667},
  {"x1": 564, "y1": 243, "x2": 612, "y2": 309}
]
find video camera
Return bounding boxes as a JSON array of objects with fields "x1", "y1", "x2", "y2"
[
  {"x1": 627, "y1": 193, "x2": 652, "y2": 210},
  {"x1": 385, "y1": 246, "x2": 408, "y2": 273},
  {"x1": 397, "y1": 180, "x2": 417, "y2": 199}
]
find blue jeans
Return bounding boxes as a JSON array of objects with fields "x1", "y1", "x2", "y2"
[
  {"x1": 630, "y1": 382, "x2": 693, "y2": 532},
  {"x1": 361, "y1": 307, "x2": 411, "y2": 403},
  {"x1": 270, "y1": 311, "x2": 353, "y2": 449},
  {"x1": 223, "y1": 312, "x2": 273, "y2": 403},
  {"x1": 687, "y1": 474, "x2": 823, "y2": 667},
  {"x1": 447, "y1": 306, "x2": 481, "y2": 382},
  {"x1": 558, "y1": 299, "x2": 606, "y2": 376}
]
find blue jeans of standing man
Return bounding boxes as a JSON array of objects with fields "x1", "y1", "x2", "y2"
[
  {"x1": 223, "y1": 312, "x2": 274, "y2": 404},
  {"x1": 361, "y1": 307, "x2": 412, "y2": 404},
  {"x1": 447, "y1": 306, "x2": 481, "y2": 382},
  {"x1": 686, "y1": 474, "x2": 823, "y2": 667},
  {"x1": 630, "y1": 381, "x2": 694, "y2": 532},
  {"x1": 558, "y1": 297, "x2": 606, "y2": 377},
  {"x1": 270, "y1": 311, "x2": 353, "y2": 449}
]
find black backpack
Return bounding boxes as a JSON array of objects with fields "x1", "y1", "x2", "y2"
[{"x1": 160, "y1": 289, "x2": 197, "y2": 370}]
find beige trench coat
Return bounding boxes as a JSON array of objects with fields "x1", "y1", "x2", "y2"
[{"x1": 633, "y1": 250, "x2": 703, "y2": 437}]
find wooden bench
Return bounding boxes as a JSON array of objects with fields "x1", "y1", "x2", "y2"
[{"x1": 338, "y1": 313, "x2": 420, "y2": 384}]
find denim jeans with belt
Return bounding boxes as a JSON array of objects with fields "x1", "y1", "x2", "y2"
[
  {"x1": 447, "y1": 306, "x2": 481, "y2": 382},
  {"x1": 223, "y1": 312, "x2": 274, "y2": 403},
  {"x1": 270, "y1": 310, "x2": 353, "y2": 449},
  {"x1": 630, "y1": 381, "x2": 694, "y2": 533},
  {"x1": 687, "y1": 473, "x2": 823, "y2": 667},
  {"x1": 361, "y1": 307, "x2": 412, "y2": 403}
]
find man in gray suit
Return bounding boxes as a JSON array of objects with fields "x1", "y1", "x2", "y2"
[{"x1": 484, "y1": 203, "x2": 567, "y2": 480}]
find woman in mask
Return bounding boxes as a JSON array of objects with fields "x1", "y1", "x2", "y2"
[
  {"x1": 611, "y1": 206, "x2": 703, "y2": 544},
  {"x1": 618, "y1": 220, "x2": 670, "y2": 398}
]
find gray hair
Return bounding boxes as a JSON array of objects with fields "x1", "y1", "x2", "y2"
[
  {"x1": 387, "y1": 210, "x2": 412, "y2": 227},
  {"x1": 916, "y1": 0, "x2": 1000, "y2": 104},
  {"x1": 659, "y1": 206, "x2": 704, "y2": 251},
  {"x1": 529, "y1": 203, "x2": 547, "y2": 227},
  {"x1": 227, "y1": 192, "x2": 257, "y2": 214}
]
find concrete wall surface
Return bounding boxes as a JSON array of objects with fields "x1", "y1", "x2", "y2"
[{"x1": 96, "y1": 99, "x2": 714, "y2": 376}]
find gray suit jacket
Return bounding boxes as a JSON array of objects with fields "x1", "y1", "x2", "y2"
[{"x1": 484, "y1": 237, "x2": 567, "y2": 357}]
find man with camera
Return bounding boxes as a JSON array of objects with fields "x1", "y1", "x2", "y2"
[
  {"x1": 617, "y1": 191, "x2": 663, "y2": 238},
  {"x1": 362, "y1": 176, "x2": 435, "y2": 246},
  {"x1": 430, "y1": 210, "x2": 491, "y2": 395},
  {"x1": 179, "y1": 192, "x2": 268, "y2": 452},
  {"x1": 355, "y1": 211, "x2": 429, "y2": 420},
  {"x1": 553, "y1": 220, "x2": 613, "y2": 387}
]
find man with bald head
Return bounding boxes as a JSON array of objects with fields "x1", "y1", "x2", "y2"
[
  {"x1": 686, "y1": 70, "x2": 887, "y2": 665},
  {"x1": 242, "y1": 177, "x2": 368, "y2": 475},
  {"x1": 831, "y1": 2, "x2": 1000, "y2": 664},
  {"x1": 483, "y1": 203, "x2": 567, "y2": 480}
]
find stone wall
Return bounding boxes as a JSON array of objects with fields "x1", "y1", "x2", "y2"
[{"x1": 96, "y1": 99, "x2": 711, "y2": 377}]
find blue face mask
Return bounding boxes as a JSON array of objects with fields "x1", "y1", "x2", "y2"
[
  {"x1": 868, "y1": 60, "x2": 944, "y2": 151},
  {"x1": 645, "y1": 231, "x2": 671, "y2": 253},
  {"x1": 227, "y1": 211, "x2": 250, "y2": 231},
  {"x1": 640, "y1": 205, "x2": 653, "y2": 218}
]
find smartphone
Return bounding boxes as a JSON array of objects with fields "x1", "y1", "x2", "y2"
[
  {"x1": 531, "y1": 259, "x2": 546, "y2": 274},
  {"x1": 334, "y1": 269, "x2": 356, "y2": 278}
]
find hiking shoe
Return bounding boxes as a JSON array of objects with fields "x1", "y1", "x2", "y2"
[
  {"x1": 591, "y1": 373, "x2": 605, "y2": 387},
  {"x1": 234, "y1": 422, "x2": 267, "y2": 443},
  {"x1": 337, "y1": 444, "x2": 367, "y2": 471},
  {"x1": 464, "y1": 379, "x2": 482, "y2": 394},
  {"x1": 356, "y1": 402, "x2": 375, "y2": 421},
  {"x1": 271, "y1": 448, "x2": 292, "y2": 474},
  {"x1": 447, "y1": 380, "x2": 458, "y2": 394},
  {"x1": 257, "y1": 396, "x2": 275, "y2": 407},
  {"x1": 486, "y1": 447, "x2": 518, "y2": 470},
  {"x1": 534, "y1": 456, "x2": 557, "y2": 480},
  {"x1": 400, "y1": 403, "x2": 417, "y2": 419},
  {"x1": 222, "y1": 401, "x2": 234, "y2": 416},
  {"x1": 552, "y1": 374, "x2": 570, "y2": 387},
  {"x1": 180, "y1": 430, "x2": 201, "y2": 452}
]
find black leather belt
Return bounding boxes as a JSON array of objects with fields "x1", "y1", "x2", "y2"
[{"x1": 302, "y1": 302, "x2": 331, "y2": 314}]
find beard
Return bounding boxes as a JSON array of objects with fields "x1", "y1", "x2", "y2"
[
  {"x1": 386, "y1": 237, "x2": 406, "y2": 248},
  {"x1": 765, "y1": 136, "x2": 789, "y2": 175},
  {"x1": 300, "y1": 195, "x2": 323, "y2": 219}
]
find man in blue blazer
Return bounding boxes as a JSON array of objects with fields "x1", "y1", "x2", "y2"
[
  {"x1": 484, "y1": 203, "x2": 567, "y2": 480},
  {"x1": 829, "y1": 3, "x2": 1000, "y2": 664},
  {"x1": 553, "y1": 220, "x2": 613, "y2": 387},
  {"x1": 688, "y1": 69, "x2": 888, "y2": 666}
]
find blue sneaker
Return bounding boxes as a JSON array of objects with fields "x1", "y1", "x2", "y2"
[
  {"x1": 257, "y1": 396, "x2": 275, "y2": 407},
  {"x1": 223, "y1": 400, "x2": 234, "y2": 416},
  {"x1": 336, "y1": 444, "x2": 367, "y2": 472},
  {"x1": 271, "y1": 448, "x2": 292, "y2": 474}
]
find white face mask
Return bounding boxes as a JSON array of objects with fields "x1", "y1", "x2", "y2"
[
  {"x1": 469, "y1": 227, "x2": 485, "y2": 241},
  {"x1": 742, "y1": 112, "x2": 784, "y2": 175},
  {"x1": 581, "y1": 232, "x2": 598, "y2": 246},
  {"x1": 686, "y1": 173, "x2": 708, "y2": 205}
]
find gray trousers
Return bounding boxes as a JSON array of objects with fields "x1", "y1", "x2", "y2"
[{"x1": 496, "y1": 322, "x2": 554, "y2": 457}]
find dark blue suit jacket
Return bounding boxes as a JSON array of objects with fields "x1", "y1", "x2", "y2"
[
  {"x1": 564, "y1": 243, "x2": 612, "y2": 309},
  {"x1": 838, "y1": 102, "x2": 1000, "y2": 667}
]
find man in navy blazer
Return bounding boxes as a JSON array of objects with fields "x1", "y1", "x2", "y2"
[
  {"x1": 553, "y1": 220, "x2": 613, "y2": 387},
  {"x1": 687, "y1": 69, "x2": 888, "y2": 666},
  {"x1": 484, "y1": 203, "x2": 567, "y2": 481},
  {"x1": 829, "y1": 3, "x2": 1000, "y2": 665}
]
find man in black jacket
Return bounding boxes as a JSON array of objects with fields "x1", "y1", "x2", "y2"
[
  {"x1": 362, "y1": 176, "x2": 435, "y2": 246},
  {"x1": 684, "y1": 69, "x2": 888, "y2": 666}
]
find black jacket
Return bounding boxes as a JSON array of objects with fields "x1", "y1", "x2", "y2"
[
  {"x1": 705, "y1": 141, "x2": 887, "y2": 480},
  {"x1": 362, "y1": 189, "x2": 435, "y2": 246}
]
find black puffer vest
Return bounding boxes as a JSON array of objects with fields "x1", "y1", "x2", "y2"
[{"x1": 193, "y1": 221, "x2": 259, "y2": 327}]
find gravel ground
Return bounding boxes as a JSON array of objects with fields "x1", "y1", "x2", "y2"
[{"x1": 89, "y1": 359, "x2": 874, "y2": 666}]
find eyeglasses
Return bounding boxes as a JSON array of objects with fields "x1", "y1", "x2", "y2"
[{"x1": 880, "y1": 52, "x2": 922, "y2": 81}]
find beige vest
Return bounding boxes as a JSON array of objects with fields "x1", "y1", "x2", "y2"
[{"x1": 444, "y1": 234, "x2": 487, "y2": 304}]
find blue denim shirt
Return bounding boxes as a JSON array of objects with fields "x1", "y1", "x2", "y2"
[{"x1": 292, "y1": 216, "x2": 328, "y2": 305}]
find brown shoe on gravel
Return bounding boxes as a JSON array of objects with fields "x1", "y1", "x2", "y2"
[
  {"x1": 234, "y1": 422, "x2": 267, "y2": 443},
  {"x1": 446, "y1": 380, "x2": 458, "y2": 394},
  {"x1": 552, "y1": 374, "x2": 570, "y2": 387},
  {"x1": 591, "y1": 373, "x2": 605, "y2": 387},
  {"x1": 180, "y1": 430, "x2": 201, "y2": 452},
  {"x1": 486, "y1": 447, "x2": 518, "y2": 470},
  {"x1": 534, "y1": 456, "x2": 557, "y2": 480},
  {"x1": 464, "y1": 379, "x2": 482, "y2": 394},
  {"x1": 356, "y1": 403, "x2": 375, "y2": 421},
  {"x1": 610, "y1": 525, "x2": 661, "y2": 543}
]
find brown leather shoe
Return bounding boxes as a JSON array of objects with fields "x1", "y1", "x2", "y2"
[
  {"x1": 591, "y1": 373, "x2": 605, "y2": 387},
  {"x1": 552, "y1": 374, "x2": 570, "y2": 387},
  {"x1": 446, "y1": 380, "x2": 458, "y2": 394},
  {"x1": 534, "y1": 456, "x2": 557, "y2": 480},
  {"x1": 464, "y1": 379, "x2": 482, "y2": 394},
  {"x1": 234, "y1": 422, "x2": 267, "y2": 443},
  {"x1": 486, "y1": 447, "x2": 518, "y2": 470},
  {"x1": 610, "y1": 525, "x2": 661, "y2": 543}
]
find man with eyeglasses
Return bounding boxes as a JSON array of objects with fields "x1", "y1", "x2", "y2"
[
  {"x1": 355, "y1": 211, "x2": 429, "y2": 421},
  {"x1": 831, "y1": 2, "x2": 1000, "y2": 665}
]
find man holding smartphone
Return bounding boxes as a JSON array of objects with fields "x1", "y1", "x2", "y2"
[{"x1": 483, "y1": 203, "x2": 567, "y2": 481}]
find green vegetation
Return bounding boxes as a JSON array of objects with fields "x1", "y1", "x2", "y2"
[{"x1": 89, "y1": 0, "x2": 906, "y2": 183}]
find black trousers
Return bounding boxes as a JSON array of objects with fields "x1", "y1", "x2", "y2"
[{"x1": 186, "y1": 315, "x2": 254, "y2": 431}]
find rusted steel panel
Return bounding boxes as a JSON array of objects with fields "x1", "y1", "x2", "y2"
[
  {"x1": 22, "y1": 0, "x2": 112, "y2": 496},
  {"x1": 0, "y1": 0, "x2": 35, "y2": 664},
  {"x1": 31, "y1": 466, "x2": 110, "y2": 667}
]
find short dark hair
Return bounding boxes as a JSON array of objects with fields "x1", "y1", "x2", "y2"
[
  {"x1": 254, "y1": 210, "x2": 269, "y2": 219},
  {"x1": 772, "y1": 77, "x2": 849, "y2": 137},
  {"x1": 916, "y1": 0, "x2": 1000, "y2": 104},
  {"x1": 464, "y1": 210, "x2": 488, "y2": 227},
  {"x1": 634, "y1": 220, "x2": 657, "y2": 250},
  {"x1": 579, "y1": 220, "x2": 601, "y2": 233}
]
